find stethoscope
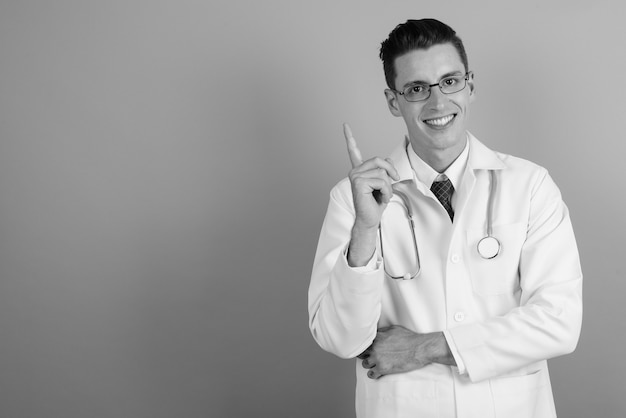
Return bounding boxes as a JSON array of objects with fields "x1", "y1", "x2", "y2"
[{"x1": 379, "y1": 169, "x2": 501, "y2": 280}]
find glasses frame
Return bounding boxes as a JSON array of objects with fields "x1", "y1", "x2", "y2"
[{"x1": 392, "y1": 71, "x2": 472, "y2": 102}]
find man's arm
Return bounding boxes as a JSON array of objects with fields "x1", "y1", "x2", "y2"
[
  {"x1": 308, "y1": 125, "x2": 399, "y2": 358},
  {"x1": 343, "y1": 123, "x2": 399, "y2": 267},
  {"x1": 445, "y1": 169, "x2": 582, "y2": 382}
]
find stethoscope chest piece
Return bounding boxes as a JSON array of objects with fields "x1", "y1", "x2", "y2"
[
  {"x1": 477, "y1": 236, "x2": 500, "y2": 259},
  {"x1": 476, "y1": 170, "x2": 501, "y2": 260}
]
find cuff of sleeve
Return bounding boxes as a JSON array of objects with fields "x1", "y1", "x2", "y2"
[
  {"x1": 324, "y1": 245, "x2": 384, "y2": 338},
  {"x1": 443, "y1": 330, "x2": 467, "y2": 375},
  {"x1": 343, "y1": 245, "x2": 381, "y2": 273},
  {"x1": 330, "y1": 245, "x2": 384, "y2": 297},
  {"x1": 446, "y1": 324, "x2": 497, "y2": 383}
]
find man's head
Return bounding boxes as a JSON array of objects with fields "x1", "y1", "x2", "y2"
[
  {"x1": 380, "y1": 19, "x2": 468, "y2": 91},
  {"x1": 380, "y1": 19, "x2": 475, "y2": 169}
]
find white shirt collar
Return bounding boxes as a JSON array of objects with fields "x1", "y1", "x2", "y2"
[{"x1": 406, "y1": 136, "x2": 470, "y2": 191}]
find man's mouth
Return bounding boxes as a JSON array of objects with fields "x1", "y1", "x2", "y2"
[{"x1": 423, "y1": 114, "x2": 456, "y2": 128}]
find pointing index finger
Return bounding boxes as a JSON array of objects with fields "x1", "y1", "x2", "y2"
[{"x1": 343, "y1": 123, "x2": 363, "y2": 168}]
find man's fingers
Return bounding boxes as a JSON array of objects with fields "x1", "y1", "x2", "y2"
[
  {"x1": 353, "y1": 167, "x2": 392, "y2": 182},
  {"x1": 343, "y1": 123, "x2": 363, "y2": 168},
  {"x1": 343, "y1": 124, "x2": 401, "y2": 181},
  {"x1": 357, "y1": 346, "x2": 372, "y2": 359},
  {"x1": 350, "y1": 157, "x2": 400, "y2": 182},
  {"x1": 352, "y1": 177, "x2": 393, "y2": 204},
  {"x1": 385, "y1": 158, "x2": 401, "y2": 181},
  {"x1": 367, "y1": 369, "x2": 382, "y2": 380},
  {"x1": 361, "y1": 358, "x2": 376, "y2": 369}
]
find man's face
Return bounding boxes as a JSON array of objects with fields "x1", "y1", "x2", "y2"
[{"x1": 385, "y1": 43, "x2": 474, "y2": 159}]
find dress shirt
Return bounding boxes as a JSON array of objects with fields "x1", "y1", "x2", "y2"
[{"x1": 407, "y1": 135, "x2": 469, "y2": 210}]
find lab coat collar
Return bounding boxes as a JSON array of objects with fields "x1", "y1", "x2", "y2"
[
  {"x1": 388, "y1": 131, "x2": 506, "y2": 184},
  {"x1": 466, "y1": 132, "x2": 507, "y2": 171},
  {"x1": 388, "y1": 138, "x2": 415, "y2": 183}
]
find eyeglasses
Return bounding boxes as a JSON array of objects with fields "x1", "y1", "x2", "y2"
[{"x1": 393, "y1": 72, "x2": 471, "y2": 102}]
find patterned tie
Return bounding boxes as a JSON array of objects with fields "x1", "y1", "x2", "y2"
[{"x1": 430, "y1": 178, "x2": 454, "y2": 221}]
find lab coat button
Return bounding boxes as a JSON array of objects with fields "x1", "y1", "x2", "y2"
[
  {"x1": 451, "y1": 254, "x2": 460, "y2": 263},
  {"x1": 454, "y1": 312, "x2": 465, "y2": 322}
]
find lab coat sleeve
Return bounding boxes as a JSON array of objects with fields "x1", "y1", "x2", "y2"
[
  {"x1": 443, "y1": 330, "x2": 467, "y2": 374},
  {"x1": 446, "y1": 168, "x2": 583, "y2": 382},
  {"x1": 308, "y1": 180, "x2": 385, "y2": 359}
]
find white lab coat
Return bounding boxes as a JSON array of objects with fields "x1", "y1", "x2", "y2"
[{"x1": 308, "y1": 133, "x2": 582, "y2": 418}]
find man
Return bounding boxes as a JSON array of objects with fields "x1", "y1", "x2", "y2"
[{"x1": 308, "y1": 19, "x2": 582, "y2": 417}]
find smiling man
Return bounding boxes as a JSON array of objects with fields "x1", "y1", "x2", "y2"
[
  {"x1": 308, "y1": 19, "x2": 582, "y2": 417},
  {"x1": 386, "y1": 43, "x2": 472, "y2": 171}
]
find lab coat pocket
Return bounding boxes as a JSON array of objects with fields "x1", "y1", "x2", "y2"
[
  {"x1": 490, "y1": 369, "x2": 551, "y2": 418},
  {"x1": 465, "y1": 222, "x2": 526, "y2": 296},
  {"x1": 361, "y1": 376, "x2": 439, "y2": 418}
]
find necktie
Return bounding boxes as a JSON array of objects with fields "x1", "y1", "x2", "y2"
[{"x1": 430, "y1": 178, "x2": 454, "y2": 221}]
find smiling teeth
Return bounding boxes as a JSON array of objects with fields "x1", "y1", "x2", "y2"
[{"x1": 425, "y1": 115, "x2": 454, "y2": 126}]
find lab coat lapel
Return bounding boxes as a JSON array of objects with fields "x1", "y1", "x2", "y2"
[
  {"x1": 455, "y1": 164, "x2": 476, "y2": 223},
  {"x1": 387, "y1": 133, "x2": 507, "y2": 217},
  {"x1": 388, "y1": 136, "x2": 430, "y2": 197},
  {"x1": 455, "y1": 134, "x2": 507, "y2": 218},
  {"x1": 466, "y1": 133, "x2": 507, "y2": 171}
]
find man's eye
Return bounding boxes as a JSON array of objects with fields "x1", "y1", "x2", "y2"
[
  {"x1": 443, "y1": 77, "x2": 458, "y2": 86},
  {"x1": 409, "y1": 85, "x2": 425, "y2": 93}
]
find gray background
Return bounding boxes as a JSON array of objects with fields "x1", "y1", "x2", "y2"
[{"x1": 0, "y1": 0, "x2": 623, "y2": 417}]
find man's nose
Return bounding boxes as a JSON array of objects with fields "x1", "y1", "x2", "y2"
[{"x1": 426, "y1": 86, "x2": 447, "y2": 109}]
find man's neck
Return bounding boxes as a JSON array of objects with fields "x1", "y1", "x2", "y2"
[{"x1": 410, "y1": 141, "x2": 466, "y2": 173}]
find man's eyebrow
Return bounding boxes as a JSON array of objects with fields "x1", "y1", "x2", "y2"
[{"x1": 402, "y1": 71, "x2": 465, "y2": 89}]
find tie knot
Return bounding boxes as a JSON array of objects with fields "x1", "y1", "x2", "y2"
[
  {"x1": 431, "y1": 178, "x2": 453, "y2": 199},
  {"x1": 430, "y1": 178, "x2": 454, "y2": 221}
]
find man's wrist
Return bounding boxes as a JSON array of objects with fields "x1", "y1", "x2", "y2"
[
  {"x1": 347, "y1": 223, "x2": 378, "y2": 267},
  {"x1": 430, "y1": 332, "x2": 456, "y2": 366},
  {"x1": 414, "y1": 332, "x2": 456, "y2": 367}
]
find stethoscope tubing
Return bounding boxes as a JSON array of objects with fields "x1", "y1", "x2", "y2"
[
  {"x1": 477, "y1": 170, "x2": 501, "y2": 259},
  {"x1": 379, "y1": 189, "x2": 421, "y2": 280},
  {"x1": 486, "y1": 170, "x2": 497, "y2": 237},
  {"x1": 380, "y1": 169, "x2": 501, "y2": 280}
]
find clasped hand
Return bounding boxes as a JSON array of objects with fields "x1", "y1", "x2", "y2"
[{"x1": 358, "y1": 326, "x2": 455, "y2": 380}]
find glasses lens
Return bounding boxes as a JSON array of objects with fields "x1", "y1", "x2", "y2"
[
  {"x1": 439, "y1": 75, "x2": 467, "y2": 94},
  {"x1": 403, "y1": 84, "x2": 429, "y2": 102}
]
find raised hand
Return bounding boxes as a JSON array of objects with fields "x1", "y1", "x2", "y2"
[{"x1": 343, "y1": 123, "x2": 399, "y2": 266}]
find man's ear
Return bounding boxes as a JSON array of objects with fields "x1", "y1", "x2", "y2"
[
  {"x1": 467, "y1": 71, "x2": 476, "y2": 101},
  {"x1": 384, "y1": 89, "x2": 402, "y2": 117}
]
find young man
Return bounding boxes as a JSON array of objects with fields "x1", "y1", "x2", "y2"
[{"x1": 308, "y1": 19, "x2": 582, "y2": 417}]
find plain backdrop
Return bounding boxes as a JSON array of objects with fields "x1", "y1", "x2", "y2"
[{"x1": 0, "y1": 1, "x2": 624, "y2": 417}]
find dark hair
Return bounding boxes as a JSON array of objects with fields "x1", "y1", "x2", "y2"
[{"x1": 379, "y1": 19, "x2": 469, "y2": 89}]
